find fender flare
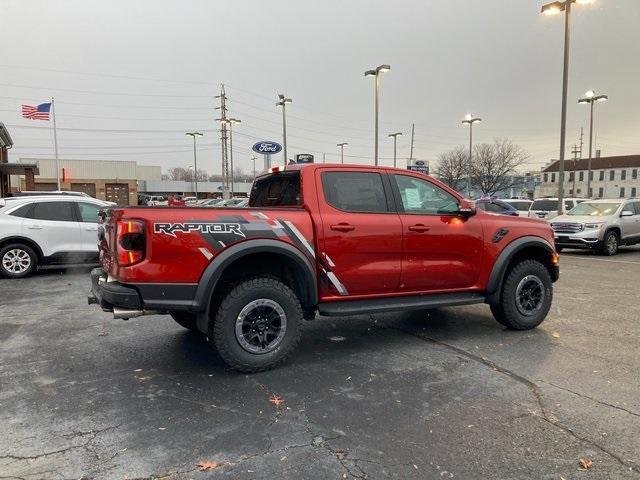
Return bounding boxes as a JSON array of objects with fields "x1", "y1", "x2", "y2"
[
  {"x1": 192, "y1": 238, "x2": 318, "y2": 314},
  {"x1": 485, "y1": 236, "x2": 555, "y2": 305}
]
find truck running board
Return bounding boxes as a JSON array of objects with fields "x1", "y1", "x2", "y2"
[{"x1": 318, "y1": 292, "x2": 486, "y2": 317}]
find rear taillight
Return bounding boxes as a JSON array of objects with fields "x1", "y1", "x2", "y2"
[{"x1": 116, "y1": 220, "x2": 146, "y2": 266}]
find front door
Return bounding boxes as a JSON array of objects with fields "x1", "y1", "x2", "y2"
[
  {"x1": 317, "y1": 169, "x2": 402, "y2": 297},
  {"x1": 390, "y1": 173, "x2": 484, "y2": 292}
]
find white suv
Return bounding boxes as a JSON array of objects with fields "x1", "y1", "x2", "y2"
[
  {"x1": 0, "y1": 196, "x2": 114, "y2": 278},
  {"x1": 528, "y1": 197, "x2": 585, "y2": 220}
]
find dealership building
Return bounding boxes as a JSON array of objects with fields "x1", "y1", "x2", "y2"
[{"x1": 9, "y1": 157, "x2": 252, "y2": 204}]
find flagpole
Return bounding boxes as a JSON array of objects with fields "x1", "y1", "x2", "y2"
[{"x1": 51, "y1": 97, "x2": 60, "y2": 189}]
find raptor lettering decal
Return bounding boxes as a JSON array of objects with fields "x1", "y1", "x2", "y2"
[{"x1": 154, "y1": 222, "x2": 245, "y2": 238}]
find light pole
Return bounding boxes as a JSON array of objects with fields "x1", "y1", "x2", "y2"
[
  {"x1": 461, "y1": 114, "x2": 481, "y2": 199},
  {"x1": 541, "y1": 0, "x2": 596, "y2": 213},
  {"x1": 578, "y1": 90, "x2": 608, "y2": 198},
  {"x1": 185, "y1": 131, "x2": 203, "y2": 198},
  {"x1": 276, "y1": 94, "x2": 292, "y2": 167},
  {"x1": 388, "y1": 132, "x2": 402, "y2": 168},
  {"x1": 364, "y1": 64, "x2": 391, "y2": 166},
  {"x1": 337, "y1": 142, "x2": 348, "y2": 164},
  {"x1": 251, "y1": 154, "x2": 257, "y2": 181}
]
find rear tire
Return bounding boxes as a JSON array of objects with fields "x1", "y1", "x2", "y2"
[
  {"x1": 210, "y1": 276, "x2": 303, "y2": 373},
  {"x1": 490, "y1": 259, "x2": 552, "y2": 330},
  {"x1": 599, "y1": 230, "x2": 619, "y2": 256},
  {"x1": 0, "y1": 243, "x2": 38, "y2": 279},
  {"x1": 170, "y1": 312, "x2": 200, "y2": 332}
]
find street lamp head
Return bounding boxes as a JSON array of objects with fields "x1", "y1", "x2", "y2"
[
  {"x1": 541, "y1": 1, "x2": 564, "y2": 15},
  {"x1": 364, "y1": 69, "x2": 377, "y2": 77},
  {"x1": 337, "y1": 142, "x2": 348, "y2": 147},
  {"x1": 464, "y1": 113, "x2": 473, "y2": 121},
  {"x1": 576, "y1": 0, "x2": 595, "y2": 5},
  {"x1": 388, "y1": 132, "x2": 402, "y2": 138},
  {"x1": 585, "y1": 90, "x2": 595, "y2": 98},
  {"x1": 376, "y1": 64, "x2": 391, "y2": 73},
  {"x1": 595, "y1": 94, "x2": 608, "y2": 102},
  {"x1": 578, "y1": 97, "x2": 591, "y2": 104},
  {"x1": 462, "y1": 114, "x2": 481, "y2": 125},
  {"x1": 228, "y1": 118, "x2": 241, "y2": 124}
]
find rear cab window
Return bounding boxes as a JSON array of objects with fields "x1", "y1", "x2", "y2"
[
  {"x1": 322, "y1": 171, "x2": 389, "y2": 213},
  {"x1": 250, "y1": 171, "x2": 301, "y2": 207}
]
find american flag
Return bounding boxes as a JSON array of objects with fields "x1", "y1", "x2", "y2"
[{"x1": 21, "y1": 103, "x2": 52, "y2": 121}]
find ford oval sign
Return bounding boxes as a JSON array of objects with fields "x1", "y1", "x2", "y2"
[
  {"x1": 415, "y1": 160, "x2": 426, "y2": 166},
  {"x1": 252, "y1": 141, "x2": 282, "y2": 155}
]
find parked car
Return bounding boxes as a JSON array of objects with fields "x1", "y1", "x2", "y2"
[
  {"x1": 0, "y1": 196, "x2": 115, "y2": 278},
  {"x1": 551, "y1": 198, "x2": 640, "y2": 255},
  {"x1": 502, "y1": 199, "x2": 533, "y2": 217},
  {"x1": 214, "y1": 198, "x2": 248, "y2": 207},
  {"x1": 146, "y1": 195, "x2": 168, "y2": 206},
  {"x1": 196, "y1": 198, "x2": 224, "y2": 207},
  {"x1": 475, "y1": 198, "x2": 519, "y2": 216},
  {"x1": 89, "y1": 163, "x2": 559, "y2": 372},
  {"x1": 528, "y1": 197, "x2": 585, "y2": 220}
]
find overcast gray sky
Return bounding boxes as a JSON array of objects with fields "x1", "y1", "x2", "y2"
[{"x1": 2, "y1": 0, "x2": 639, "y2": 175}]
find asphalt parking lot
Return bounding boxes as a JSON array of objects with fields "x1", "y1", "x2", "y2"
[{"x1": 1, "y1": 247, "x2": 640, "y2": 480}]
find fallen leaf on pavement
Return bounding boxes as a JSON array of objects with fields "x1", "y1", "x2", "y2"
[
  {"x1": 552, "y1": 332, "x2": 560, "y2": 338},
  {"x1": 197, "y1": 461, "x2": 222, "y2": 471},
  {"x1": 335, "y1": 450, "x2": 347, "y2": 460},
  {"x1": 269, "y1": 395, "x2": 285, "y2": 406},
  {"x1": 579, "y1": 458, "x2": 593, "y2": 470}
]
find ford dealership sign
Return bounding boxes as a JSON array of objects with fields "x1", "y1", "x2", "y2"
[{"x1": 252, "y1": 141, "x2": 282, "y2": 154}]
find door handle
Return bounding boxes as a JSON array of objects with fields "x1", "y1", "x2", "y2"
[
  {"x1": 27, "y1": 225, "x2": 43, "y2": 230},
  {"x1": 408, "y1": 224, "x2": 430, "y2": 233},
  {"x1": 330, "y1": 223, "x2": 355, "y2": 232}
]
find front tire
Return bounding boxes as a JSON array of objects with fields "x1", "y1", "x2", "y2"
[
  {"x1": 490, "y1": 259, "x2": 552, "y2": 330},
  {"x1": 0, "y1": 243, "x2": 38, "y2": 279},
  {"x1": 210, "y1": 276, "x2": 303, "y2": 373},
  {"x1": 599, "y1": 230, "x2": 619, "y2": 256}
]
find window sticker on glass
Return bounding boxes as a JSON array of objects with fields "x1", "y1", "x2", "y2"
[{"x1": 404, "y1": 188, "x2": 421, "y2": 209}]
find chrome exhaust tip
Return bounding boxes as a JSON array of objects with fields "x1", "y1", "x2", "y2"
[{"x1": 113, "y1": 307, "x2": 162, "y2": 320}]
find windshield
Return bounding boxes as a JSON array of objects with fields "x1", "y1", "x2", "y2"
[
  {"x1": 531, "y1": 199, "x2": 557, "y2": 211},
  {"x1": 505, "y1": 201, "x2": 531, "y2": 211},
  {"x1": 567, "y1": 202, "x2": 620, "y2": 216}
]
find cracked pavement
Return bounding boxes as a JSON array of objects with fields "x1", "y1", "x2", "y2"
[{"x1": 1, "y1": 247, "x2": 639, "y2": 479}]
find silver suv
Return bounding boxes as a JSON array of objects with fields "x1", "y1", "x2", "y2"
[{"x1": 550, "y1": 199, "x2": 640, "y2": 255}]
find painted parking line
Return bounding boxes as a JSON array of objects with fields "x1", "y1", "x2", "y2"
[{"x1": 562, "y1": 255, "x2": 640, "y2": 266}]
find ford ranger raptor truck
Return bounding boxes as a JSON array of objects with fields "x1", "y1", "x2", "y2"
[{"x1": 89, "y1": 164, "x2": 559, "y2": 372}]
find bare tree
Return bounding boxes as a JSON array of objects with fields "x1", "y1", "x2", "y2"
[
  {"x1": 470, "y1": 138, "x2": 528, "y2": 195},
  {"x1": 435, "y1": 146, "x2": 467, "y2": 191},
  {"x1": 167, "y1": 167, "x2": 209, "y2": 182}
]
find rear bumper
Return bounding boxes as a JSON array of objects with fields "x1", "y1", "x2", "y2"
[
  {"x1": 88, "y1": 268, "x2": 198, "y2": 312},
  {"x1": 89, "y1": 268, "x2": 141, "y2": 311}
]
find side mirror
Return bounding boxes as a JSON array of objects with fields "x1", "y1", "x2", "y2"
[
  {"x1": 458, "y1": 199, "x2": 477, "y2": 217},
  {"x1": 620, "y1": 210, "x2": 634, "y2": 217}
]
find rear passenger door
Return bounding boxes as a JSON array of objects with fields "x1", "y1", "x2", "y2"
[
  {"x1": 21, "y1": 201, "x2": 82, "y2": 258},
  {"x1": 316, "y1": 169, "x2": 403, "y2": 297}
]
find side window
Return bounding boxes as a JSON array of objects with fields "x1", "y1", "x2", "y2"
[
  {"x1": 393, "y1": 175, "x2": 459, "y2": 215},
  {"x1": 322, "y1": 172, "x2": 389, "y2": 213},
  {"x1": 78, "y1": 202, "x2": 100, "y2": 223},
  {"x1": 564, "y1": 200, "x2": 574, "y2": 211},
  {"x1": 31, "y1": 201, "x2": 76, "y2": 222},
  {"x1": 633, "y1": 202, "x2": 640, "y2": 215},
  {"x1": 8, "y1": 204, "x2": 33, "y2": 218}
]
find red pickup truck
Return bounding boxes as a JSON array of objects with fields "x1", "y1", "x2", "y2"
[{"x1": 89, "y1": 164, "x2": 559, "y2": 372}]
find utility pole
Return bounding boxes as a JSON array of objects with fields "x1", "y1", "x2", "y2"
[
  {"x1": 571, "y1": 144, "x2": 581, "y2": 196},
  {"x1": 409, "y1": 123, "x2": 415, "y2": 167},
  {"x1": 215, "y1": 84, "x2": 230, "y2": 199}
]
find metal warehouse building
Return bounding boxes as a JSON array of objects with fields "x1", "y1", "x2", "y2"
[{"x1": 13, "y1": 158, "x2": 162, "y2": 205}]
